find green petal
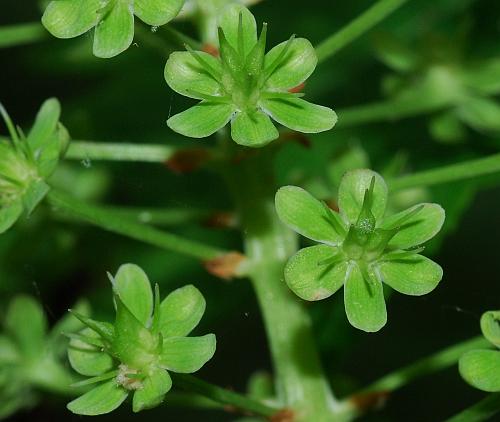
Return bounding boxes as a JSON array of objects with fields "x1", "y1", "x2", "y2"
[
  {"x1": 113, "y1": 264, "x2": 153, "y2": 325},
  {"x1": 67, "y1": 380, "x2": 128, "y2": 415},
  {"x1": 22, "y1": 178, "x2": 50, "y2": 216},
  {"x1": 338, "y1": 169, "x2": 388, "y2": 224},
  {"x1": 265, "y1": 38, "x2": 317, "y2": 90},
  {"x1": 231, "y1": 110, "x2": 279, "y2": 147},
  {"x1": 260, "y1": 97, "x2": 336, "y2": 133},
  {"x1": 164, "y1": 51, "x2": 223, "y2": 100},
  {"x1": 459, "y1": 350, "x2": 500, "y2": 392},
  {"x1": 160, "y1": 334, "x2": 216, "y2": 373},
  {"x1": 167, "y1": 102, "x2": 234, "y2": 138},
  {"x1": 0, "y1": 201, "x2": 23, "y2": 234},
  {"x1": 5, "y1": 295, "x2": 47, "y2": 359},
  {"x1": 42, "y1": 0, "x2": 102, "y2": 39},
  {"x1": 134, "y1": 0, "x2": 184, "y2": 26},
  {"x1": 458, "y1": 97, "x2": 500, "y2": 132},
  {"x1": 159, "y1": 285, "x2": 206, "y2": 338},
  {"x1": 344, "y1": 263, "x2": 387, "y2": 332},
  {"x1": 481, "y1": 311, "x2": 500, "y2": 348},
  {"x1": 218, "y1": 4, "x2": 257, "y2": 56},
  {"x1": 68, "y1": 328, "x2": 114, "y2": 377},
  {"x1": 382, "y1": 203, "x2": 445, "y2": 249},
  {"x1": 285, "y1": 245, "x2": 348, "y2": 301},
  {"x1": 93, "y1": 2, "x2": 134, "y2": 58},
  {"x1": 275, "y1": 186, "x2": 346, "y2": 245},
  {"x1": 377, "y1": 255, "x2": 442, "y2": 296},
  {"x1": 132, "y1": 367, "x2": 172, "y2": 412}
]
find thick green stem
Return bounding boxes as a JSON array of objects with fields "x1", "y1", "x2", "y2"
[
  {"x1": 0, "y1": 22, "x2": 47, "y2": 48},
  {"x1": 444, "y1": 393, "x2": 500, "y2": 422}
]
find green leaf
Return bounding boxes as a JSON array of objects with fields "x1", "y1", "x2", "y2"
[
  {"x1": 0, "y1": 201, "x2": 23, "y2": 234},
  {"x1": 42, "y1": 0, "x2": 102, "y2": 39},
  {"x1": 160, "y1": 334, "x2": 216, "y2": 373},
  {"x1": 458, "y1": 97, "x2": 500, "y2": 132},
  {"x1": 132, "y1": 367, "x2": 172, "y2": 412},
  {"x1": 463, "y1": 58, "x2": 500, "y2": 95},
  {"x1": 113, "y1": 264, "x2": 153, "y2": 325},
  {"x1": 22, "y1": 178, "x2": 50, "y2": 216},
  {"x1": 67, "y1": 379, "x2": 128, "y2": 415},
  {"x1": 218, "y1": 4, "x2": 257, "y2": 56},
  {"x1": 260, "y1": 96, "x2": 337, "y2": 133},
  {"x1": 373, "y1": 33, "x2": 418, "y2": 72},
  {"x1": 377, "y1": 255, "x2": 443, "y2": 295},
  {"x1": 265, "y1": 38, "x2": 317, "y2": 90},
  {"x1": 164, "y1": 51, "x2": 223, "y2": 100},
  {"x1": 0, "y1": 336, "x2": 19, "y2": 365},
  {"x1": 5, "y1": 295, "x2": 47, "y2": 359},
  {"x1": 381, "y1": 203, "x2": 445, "y2": 249},
  {"x1": 275, "y1": 186, "x2": 345, "y2": 245},
  {"x1": 93, "y1": 1, "x2": 134, "y2": 58},
  {"x1": 68, "y1": 328, "x2": 114, "y2": 377},
  {"x1": 459, "y1": 350, "x2": 500, "y2": 392},
  {"x1": 344, "y1": 263, "x2": 387, "y2": 332},
  {"x1": 429, "y1": 111, "x2": 466, "y2": 144},
  {"x1": 134, "y1": 0, "x2": 184, "y2": 26},
  {"x1": 481, "y1": 311, "x2": 500, "y2": 348},
  {"x1": 338, "y1": 169, "x2": 388, "y2": 224},
  {"x1": 284, "y1": 245, "x2": 348, "y2": 301},
  {"x1": 167, "y1": 102, "x2": 234, "y2": 138},
  {"x1": 159, "y1": 285, "x2": 206, "y2": 338},
  {"x1": 231, "y1": 110, "x2": 279, "y2": 147}
]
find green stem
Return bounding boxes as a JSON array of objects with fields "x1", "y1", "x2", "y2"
[
  {"x1": 47, "y1": 189, "x2": 225, "y2": 261},
  {"x1": 388, "y1": 153, "x2": 500, "y2": 191},
  {"x1": 315, "y1": 0, "x2": 410, "y2": 63},
  {"x1": 0, "y1": 22, "x2": 47, "y2": 48},
  {"x1": 444, "y1": 393, "x2": 500, "y2": 422}
]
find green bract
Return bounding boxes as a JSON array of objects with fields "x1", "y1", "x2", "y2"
[
  {"x1": 0, "y1": 99, "x2": 68, "y2": 234},
  {"x1": 459, "y1": 310, "x2": 500, "y2": 392},
  {"x1": 41, "y1": 0, "x2": 186, "y2": 58},
  {"x1": 67, "y1": 263, "x2": 216, "y2": 415},
  {"x1": 275, "y1": 169, "x2": 445, "y2": 332},
  {"x1": 164, "y1": 4, "x2": 337, "y2": 147}
]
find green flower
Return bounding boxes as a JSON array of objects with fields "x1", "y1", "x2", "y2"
[
  {"x1": 459, "y1": 310, "x2": 500, "y2": 392},
  {"x1": 67, "y1": 264, "x2": 216, "y2": 415},
  {"x1": 275, "y1": 169, "x2": 445, "y2": 332},
  {"x1": 42, "y1": 0, "x2": 186, "y2": 58},
  {"x1": 0, "y1": 98, "x2": 68, "y2": 234},
  {"x1": 165, "y1": 4, "x2": 336, "y2": 147}
]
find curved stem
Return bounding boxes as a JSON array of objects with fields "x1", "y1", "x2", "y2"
[
  {"x1": 444, "y1": 393, "x2": 500, "y2": 422},
  {"x1": 0, "y1": 22, "x2": 47, "y2": 48}
]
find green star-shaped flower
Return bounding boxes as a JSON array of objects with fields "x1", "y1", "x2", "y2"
[
  {"x1": 459, "y1": 310, "x2": 500, "y2": 392},
  {"x1": 275, "y1": 169, "x2": 445, "y2": 332},
  {"x1": 165, "y1": 4, "x2": 337, "y2": 147},
  {"x1": 42, "y1": 0, "x2": 186, "y2": 58},
  {"x1": 67, "y1": 264, "x2": 216, "y2": 415}
]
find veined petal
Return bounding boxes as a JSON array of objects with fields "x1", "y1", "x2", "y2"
[
  {"x1": 160, "y1": 334, "x2": 216, "y2": 373},
  {"x1": 68, "y1": 328, "x2": 114, "y2": 376},
  {"x1": 167, "y1": 102, "x2": 235, "y2": 138},
  {"x1": 231, "y1": 110, "x2": 279, "y2": 147},
  {"x1": 132, "y1": 367, "x2": 172, "y2": 412},
  {"x1": 42, "y1": 0, "x2": 102, "y2": 39},
  {"x1": 260, "y1": 97, "x2": 336, "y2": 133},
  {"x1": 218, "y1": 4, "x2": 257, "y2": 56},
  {"x1": 93, "y1": 1, "x2": 134, "y2": 58},
  {"x1": 0, "y1": 201, "x2": 23, "y2": 234},
  {"x1": 67, "y1": 380, "x2": 128, "y2": 415},
  {"x1": 285, "y1": 245, "x2": 348, "y2": 301},
  {"x1": 480, "y1": 311, "x2": 500, "y2": 348},
  {"x1": 134, "y1": 0, "x2": 184, "y2": 26},
  {"x1": 459, "y1": 350, "x2": 500, "y2": 392}
]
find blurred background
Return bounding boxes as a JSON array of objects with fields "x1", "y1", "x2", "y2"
[{"x1": 1, "y1": 0, "x2": 499, "y2": 420}]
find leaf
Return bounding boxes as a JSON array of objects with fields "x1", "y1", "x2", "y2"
[
  {"x1": 265, "y1": 38, "x2": 317, "y2": 89},
  {"x1": 260, "y1": 96, "x2": 336, "y2": 133},
  {"x1": 68, "y1": 328, "x2": 115, "y2": 377},
  {"x1": 67, "y1": 379, "x2": 128, "y2": 415},
  {"x1": 0, "y1": 336, "x2": 19, "y2": 365},
  {"x1": 344, "y1": 263, "x2": 387, "y2": 332},
  {"x1": 231, "y1": 110, "x2": 279, "y2": 147},
  {"x1": 463, "y1": 58, "x2": 500, "y2": 95},
  {"x1": 381, "y1": 203, "x2": 445, "y2": 249},
  {"x1": 373, "y1": 32, "x2": 418, "y2": 72},
  {"x1": 134, "y1": 0, "x2": 184, "y2": 26},
  {"x1": 218, "y1": 4, "x2": 257, "y2": 56},
  {"x1": 159, "y1": 285, "x2": 206, "y2": 338},
  {"x1": 459, "y1": 350, "x2": 500, "y2": 392},
  {"x1": 481, "y1": 311, "x2": 500, "y2": 348},
  {"x1": 377, "y1": 255, "x2": 443, "y2": 296},
  {"x1": 275, "y1": 186, "x2": 346, "y2": 245},
  {"x1": 42, "y1": 0, "x2": 102, "y2": 39},
  {"x1": 113, "y1": 264, "x2": 153, "y2": 325},
  {"x1": 429, "y1": 111, "x2": 466, "y2": 144},
  {"x1": 338, "y1": 169, "x2": 388, "y2": 224},
  {"x1": 132, "y1": 367, "x2": 172, "y2": 412},
  {"x1": 160, "y1": 334, "x2": 216, "y2": 373},
  {"x1": 22, "y1": 178, "x2": 50, "y2": 216},
  {"x1": 284, "y1": 245, "x2": 348, "y2": 301},
  {"x1": 93, "y1": 1, "x2": 134, "y2": 58},
  {"x1": 167, "y1": 102, "x2": 235, "y2": 138},
  {"x1": 458, "y1": 97, "x2": 500, "y2": 132},
  {"x1": 0, "y1": 201, "x2": 23, "y2": 234}
]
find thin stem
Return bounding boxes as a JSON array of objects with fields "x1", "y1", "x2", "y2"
[
  {"x1": 444, "y1": 393, "x2": 500, "y2": 422},
  {"x1": 0, "y1": 22, "x2": 47, "y2": 48},
  {"x1": 172, "y1": 374, "x2": 280, "y2": 418},
  {"x1": 47, "y1": 189, "x2": 225, "y2": 261},
  {"x1": 315, "y1": 0, "x2": 410, "y2": 63},
  {"x1": 388, "y1": 153, "x2": 500, "y2": 191}
]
